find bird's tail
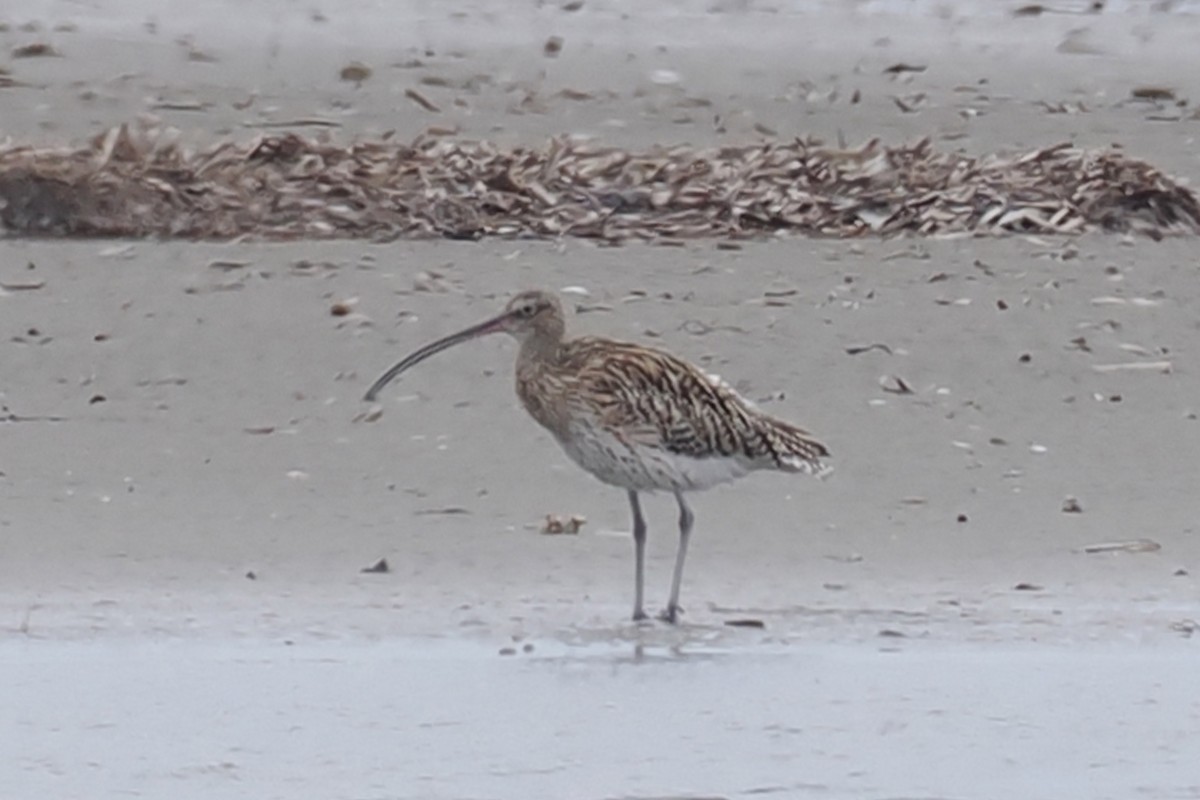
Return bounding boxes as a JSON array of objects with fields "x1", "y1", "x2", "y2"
[{"x1": 757, "y1": 416, "x2": 832, "y2": 478}]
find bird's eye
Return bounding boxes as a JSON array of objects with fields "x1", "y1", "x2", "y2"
[{"x1": 519, "y1": 303, "x2": 537, "y2": 318}]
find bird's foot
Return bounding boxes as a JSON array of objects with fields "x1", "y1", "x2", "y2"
[
  {"x1": 632, "y1": 608, "x2": 650, "y2": 624},
  {"x1": 657, "y1": 604, "x2": 683, "y2": 625}
]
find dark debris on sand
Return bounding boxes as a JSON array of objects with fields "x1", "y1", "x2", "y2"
[{"x1": 1, "y1": 118, "x2": 1197, "y2": 241}]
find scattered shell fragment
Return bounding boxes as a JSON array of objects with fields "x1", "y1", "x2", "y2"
[
  {"x1": 541, "y1": 514, "x2": 586, "y2": 535},
  {"x1": 845, "y1": 343, "x2": 892, "y2": 356},
  {"x1": 1092, "y1": 361, "x2": 1172, "y2": 374},
  {"x1": 1090, "y1": 296, "x2": 1164, "y2": 307},
  {"x1": 353, "y1": 405, "x2": 384, "y2": 424},
  {"x1": 879, "y1": 375, "x2": 914, "y2": 395},
  {"x1": 883, "y1": 63, "x2": 927, "y2": 75},
  {"x1": 1169, "y1": 619, "x2": 1197, "y2": 637},
  {"x1": 1117, "y1": 343, "x2": 1156, "y2": 357},
  {"x1": 413, "y1": 270, "x2": 453, "y2": 293},
  {"x1": 892, "y1": 93, "x2": 926, "y2": 113},
  {"x1": 1057, "y1": 28, "x2": 1106, "y2": 56},
  {"x1": 149, "y1": 98, "x2": 211, "y2": 112},
  {"x1": 1061, "y1": 496, "x2": 1083, "y2": 514},
  {"x1": 1081, "y1": 539, "x2": 1161, "y2": 554},
  {"x1": 1067, "y1": 336, "x2": 1092, "y2": 352},
  {"x1": 1130, "y1": 86, "x2": 1175, "y2": 102},
  {"x1": 360, "y1": 557, "x2": 390, "y2": 574},
  {"x1": 185, "y1": 45, "x2": 218, "y2": 63},
  {"x1": 339, "y1": 62, "x2": 372, "y2": 85},
  {"x1": 12, "y1": 42, "x2": 60, "y2": 58},
  {"x1": 0, "y1": 119, "x2": 1196, "y2": 241},
  {"x1": 404, "y1": 88, "x2": 440, "y2": 112}
]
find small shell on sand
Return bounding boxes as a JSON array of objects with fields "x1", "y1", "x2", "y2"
[{"x1": 541, "y1": 514, "x2": 586, "y2": 535}]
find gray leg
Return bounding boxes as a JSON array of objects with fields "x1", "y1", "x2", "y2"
[
  {"x1": 661, "y1": 491, "x2": 694, "y2": 624},
  {"x1": 628, "y1": 490, "x2": 648, "y2": 622}
]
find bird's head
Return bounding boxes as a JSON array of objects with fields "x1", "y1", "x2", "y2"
[
  {"x1": 363, "y1": 289, "x2": 565, "y2": 402},
  {"x1": 497, "y1": 289, "x2": 565, "y2": 343}
]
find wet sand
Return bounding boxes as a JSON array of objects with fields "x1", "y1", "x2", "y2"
[{"x1": 1, "y1": 2, "x2": 1199, "y2": 798}]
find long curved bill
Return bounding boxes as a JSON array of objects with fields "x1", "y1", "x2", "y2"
[{"x1": 363, "y1": 311, "x2": 513, "y2": 402}]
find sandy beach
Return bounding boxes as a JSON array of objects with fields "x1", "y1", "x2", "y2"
[{"x1": 2, "y1": 1, "x2": 1199, "y2": 798}]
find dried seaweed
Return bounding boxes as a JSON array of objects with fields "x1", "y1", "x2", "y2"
[{"x1": 1, "y1": 119, "x2": 1197, "y2": 241}]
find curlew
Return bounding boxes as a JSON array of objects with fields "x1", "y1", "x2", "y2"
[{"x1": 364, "y1": 290, "x2": 829, "y2": 624}]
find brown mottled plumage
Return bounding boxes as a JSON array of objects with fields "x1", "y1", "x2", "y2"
[{"x1": 365, "y1": 289, "x2": 829, "y2": 623}]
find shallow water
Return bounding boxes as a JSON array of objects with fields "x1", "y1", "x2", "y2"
[{"x1": 5, "y1": 637, "x2": 1198, "y2": 800}]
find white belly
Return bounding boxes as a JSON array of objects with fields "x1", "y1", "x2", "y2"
[{"x1": 558, "y1": 426, "x2": 748, "y2": 493}]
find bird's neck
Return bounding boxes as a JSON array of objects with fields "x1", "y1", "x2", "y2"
[{"x1": 518, "y1": 332, "x2": 564, "y2": 367}]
